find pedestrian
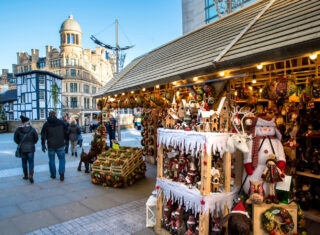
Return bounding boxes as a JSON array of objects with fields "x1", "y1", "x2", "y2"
[
  {"x1": 78, "y1": 133, "x2": 83, "y2": 147},
  {"x1": 41, "y1": 111, "x2": 68, "y2": 181},
  {"x1": 69, "y1": 120, "x2": 81, "y2": 157},
  {"x1": 14, "y1": 115, "x2": 38, "y2": 183},
  {"x1": 106, "y1": 114, "x2": 117, "y2": 148},
  {"x1": 62, "y1": 115, "x2": 70, "y2": 154}
]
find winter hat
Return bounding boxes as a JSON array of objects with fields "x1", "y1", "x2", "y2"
[
  {"x1": 187, "y1": 215, "x2": 196, "y2": 225},
  {"x1": 230, "y1": 201, "x2": 249, "y2": 218},
  {"x1": 20, "y1": 115, "x2": 29, "y2": 124},
  {"x1": 266, "y1": 154, "x2": 277, "y2": 164}
]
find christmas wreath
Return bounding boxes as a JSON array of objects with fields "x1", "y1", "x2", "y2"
[{"x1": 262, "y1": 206, "x2": 294, "y2": 235}]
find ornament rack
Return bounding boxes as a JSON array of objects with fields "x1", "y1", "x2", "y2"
[{"x1": 155, "y1": 129, "x2": 243, "y2": 235}]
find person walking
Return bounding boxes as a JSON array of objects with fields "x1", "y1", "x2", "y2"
[
  {"x1": 106, "y1": 114, "x2": 117, "y2": 148},
  {"x1": 62, "y1": 115, "x2": 70, "y2": 154},
  {"x1": 41, "y1": 111, "x2": 68, "y2": 181},
  {"x1": 14, "y1": 116, "x2": 38, "y2": 183},
  {"x1": 69, "y1": 120, "x2": 81, "y2": 157}
]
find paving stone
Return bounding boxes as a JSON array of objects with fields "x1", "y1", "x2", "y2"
[
  {"x1": 48, "y1": 201, "x2": 94, "y2": 221},
  {"x1": 11, "y1": 210, "x2": 60, "y2": 233},
  {"x1": 0, "y1": 204, "x2": 23, "y2": 220}
]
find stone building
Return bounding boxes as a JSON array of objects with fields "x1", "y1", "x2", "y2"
[{"x1": 12, "y1": 15, "x2": 114, "y2": 125}]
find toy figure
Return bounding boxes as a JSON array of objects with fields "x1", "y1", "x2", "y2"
[
  {"x1": 174, "y1": 209, "x2": 186, "y2": 235},
  {"x1": 261, "y1": 154, "x2": 285, "y2": 204},
  {"x1": 246, "y1": 180, "x2": 264, "y2": 204},
  {"x1": 211, "y1": 216, "x2": 221, "y2": 235},
  {"x1": 171, "y1": 159, "x2": 180, "y2": 181},
  {"x1": 168, "y1": 211, "x2": 176, "y2": 233},
  {"x1": 162, "y1": 205, "x2": 171, "y2": 229},
  {"x1": 311, "y1": 148, "x2": 320, "y2": 175},
  {"x1": 243, "y1": 117, "x2": 286, "y2": 197},
  {"x1": 186, "y1": 215, "x2": 196, "y2": 235}
]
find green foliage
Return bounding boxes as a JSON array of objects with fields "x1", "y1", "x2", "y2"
[{"x1": 51, "y1": 83, "x2": 59, "y2": 112}]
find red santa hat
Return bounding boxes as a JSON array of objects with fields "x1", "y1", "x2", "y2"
[{"x1": 230, "y1": 201, "x2": 249, "y2": 218}]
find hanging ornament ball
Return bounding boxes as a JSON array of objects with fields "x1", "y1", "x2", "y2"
[
  {"x1": 233, "y1": 117, "x2": 241, "y2": 126},
  {"x1": 208, "y1": 97, "x2": 215, "y2": 105},
  {"x1": 245, "y1": 118, "x2": 253, "y2": 126}
]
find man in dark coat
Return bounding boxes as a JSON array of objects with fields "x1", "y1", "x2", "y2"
[
  {"x1": 14, "y1": 116, "x2": 38, "y2": 183},
  {"x1": 62, "y1": 115, "x2": 70, "y2": 154},
  {"x1": 106, "y1": 114, "x2": 117, "y2": 148},
  {"x1": 41, "y1": 111, "x2": 68, "y2": 181}
]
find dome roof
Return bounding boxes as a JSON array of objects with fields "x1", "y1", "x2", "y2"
[{"x1": 60, "y1": 15, "x2": 82, "y2": 33}]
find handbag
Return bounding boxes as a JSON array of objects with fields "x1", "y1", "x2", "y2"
[{"x1": 15, "y1": 131, "x2": 30, "y2": 158}]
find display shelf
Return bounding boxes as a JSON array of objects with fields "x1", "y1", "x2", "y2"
[
  {"x1": 303, "y1": 208, "x2": 320, "y2": 223},
  {"x1": 296, "y1": 170, "x2": 320, "y2": 180},
  {"x1": 235, "y1": 98, "x2": 270, "y2": 103}
]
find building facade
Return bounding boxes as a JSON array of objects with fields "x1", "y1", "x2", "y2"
[
  {"x1": 13, "y1": 71, "x2": 63, "y2": 120},
  {"x1": 182, "y1": 0, "x2": 256, "y2": 34},
  {"x1": 12, "y1": 15, "x2": 114, "y2": 125}
]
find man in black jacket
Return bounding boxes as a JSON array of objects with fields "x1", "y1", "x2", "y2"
[
  {"x1": 41, "y1": 111, "x2": 68, "y2": 181},
  {"x1": 62, "y1": 115, "x2": 70, "y2": 154}
]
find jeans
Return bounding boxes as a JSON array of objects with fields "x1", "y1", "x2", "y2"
[
  {"x1": 70, "y1": 140, "x2": 77, "y2": 154},
  {"x1": 48, "y1": 147, "x2": 65, "y2": 178},
  {"x1": 21, "y1": 152, "x2": 34, "y2": 173},
  {"x1": 109, "y1": 132, "x2": 115, "y2": 148}
]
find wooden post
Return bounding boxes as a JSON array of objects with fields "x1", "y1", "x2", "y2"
[
  {"x1": 199, "y1": 150, "x2": 212, "y2": 235},
  {"x1": 223, "y1": 152, "x2": 232, "y2": 215},
  {"x1": 156, "y1": 143, "x2": 164, "y2": 229},
  {"x1": 234, "y1": 150, "x2": 244, "y2": 188}
]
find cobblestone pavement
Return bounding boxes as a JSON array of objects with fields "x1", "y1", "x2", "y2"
[{"x1": 26, "y1": 198, "x2": 155, "y2": 235}]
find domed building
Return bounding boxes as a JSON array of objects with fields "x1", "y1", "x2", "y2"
[{"x1": 13, "y1": 15, "x2": 115, "y2": 125}]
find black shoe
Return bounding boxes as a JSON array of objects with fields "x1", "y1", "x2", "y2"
[
  {"x1": 50, "y1": 175, "x2": 56, "y2": 179},
  {"x1": 60, "y1": 173, "x2": 64, "y2": 181},
  {"x1": 23, "y1": 176, "x2": 28, "y2": 180},
  {"x1": 72, "y1": 153, "x2": 74, "y2": 156},
  {"x1": 75, "y1": 152, "x2": 77, "y2": 157}
]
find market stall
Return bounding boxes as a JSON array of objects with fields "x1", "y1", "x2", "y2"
[{"x1": 92, "y1": 1, "x2": 320, "y2": 234}]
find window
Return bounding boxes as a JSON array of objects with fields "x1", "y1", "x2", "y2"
[
  {"x1": 39, "y1": 75, "x2": 45, "y2": 85},
  {"x1": 77, "y1": 70, "x2": 80, "y2": 75},
  {"x1": 39, "y1": 90, "x2": 45, "y2": 100},
  {"x1": 9, "y1": 113, "x2": 13, "y2": 120},
  {"x1": 66, "y1": 69, "x2": 69, "y2": 76},
  {"x1": 65, "y1": 97, "x2": 68, "y2": 107},
  {"x1": 40, "y1": 108, "x2": 45, "y2": 119},
  {"x1": 22, "y1": 76, "x2": 27, "y2": 84},
  {"x1": 71, "y1": 97, "x2": 77, "y2": 108},
  {"x1": 29, "y1": 65, "x2": 32, "y2": 71},
  {"x1": 70, "y1": 83, "x2": 77, "y2": 92},
  {"x1": 71, "y1": 34, "x2": 75, "y2": 44},
  {"x1": 91, "y1": 64, "x2": 96, "y2": 71},
  {"x1": 84, "y1": 84, "x2": 89, "y2": 94},
  {"x1": 21, "y1": 94, "x2": 25, "y2": 104},
  {"x1": 66, "y1": 59, "x2": 69, "y2": 66},
  {"x1": 71, "y1": 69, "x2": 76, "y2": 76},
  {"x1": 67, "y1": 34, "x2": 71, "y2": 44},
  {"x1": 38, "y1": 61, "x2": 45, "y2": 68},
  {"x1": 92, "y1": 87, "x2": 96, "y2": 94},
  {"x1": 24, "y1": 66, "x2": 28, "y2": 72},
  {"x1": 93, "y1": 98, "x2": 96, "y2": 109},
  {"x1": 9, "y1": 103, "x2": 13, "y2": 111},
  {"x1": 65, "y1": 83, "x2": 68, "y2": 92},
  {"x1": 70, "y1": 59, "x2": 76, "y2": 66}
]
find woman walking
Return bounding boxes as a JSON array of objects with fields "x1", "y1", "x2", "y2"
[
  {"x1": 14, "y1": 116, "x2": 38, "y2": 183},
  {"x1": 69, "y1": 120, "x2": 80, "y2": 157}
]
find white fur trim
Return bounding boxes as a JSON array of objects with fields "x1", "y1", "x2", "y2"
[{"x1": 231, "y1": 211, "x2": 250, "y2": 218}]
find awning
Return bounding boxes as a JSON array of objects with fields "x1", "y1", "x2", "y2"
[{"x1": 95, "y1": 0, "x2": 320, "y2": 97}]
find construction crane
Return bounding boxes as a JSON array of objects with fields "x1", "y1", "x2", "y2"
[{"x1": 91, "y1": 19, "x2": 134, "y2": 74}]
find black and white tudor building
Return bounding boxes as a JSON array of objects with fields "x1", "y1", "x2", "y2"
[{"x1": 2, "y1": 70, "x2": 63, "y2": 120}]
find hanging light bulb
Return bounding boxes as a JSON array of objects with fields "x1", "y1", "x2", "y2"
[
  {"x1": 234, "y1": 91, "x2": 238, "y2": 96},
  {"x1": 176, "y1": 91, "x2": 180, "y2": 96},
  {"x1": 172, "y1": 81, "x2": 177, "y2": 85},
  {"x1": 219, "y1": 71, "x2": 225, "y2": 77},
  {"x1": 310, "y1": 53, "x2": 317, "y2": 60},
  {"x1": 156, "y1": 85, "x2": 160, "y2": 89},
  {"x1": 249, "y1": 86, "x2": 253, "y2": 90},
  {"x1": 193, "y1": 77, "x2": 198, "y2": 81},
  {"x1": 259, "y1": 88, "x2": 263, "y2": 93},
  {"x1": 252, "y1": 79, "x2": 257, "y2": 84},
  {"x1": 131, "y1": 91, "x2": 134, "y2": 94},
  {"x1": 257, "y1": 64, "x2": 263, "y2": 70},
  {"x1": 115, "y1": 94, "x2": 118, "y2": 97},
  {"x1": 122, "y1": 93, "x2": 125, "y2": 96},
  {"x1": 142, "y1": 88, "x2": 146, "y2": 91}
]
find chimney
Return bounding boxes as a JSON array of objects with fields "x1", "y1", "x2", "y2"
[
  {"x1": 31, "y1": 49, "x2": 39, "y2": 62},
  {"x1": 2, "y1": 69, "x2": 8, "y2": 76},
  {"x1": 45, "y1": 45, "x2": 52, "y2": 56}
]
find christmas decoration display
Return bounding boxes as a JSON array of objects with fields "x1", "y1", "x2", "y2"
[
  {"x1": 246, "y1": 180, "x2": 264, "y2": 204},
  {"x1": 91, "y1": 146, "x2": 146, "y2": 187},
  {"x1": 261, "y1": 206, "x2": 294, "y2": 234}
]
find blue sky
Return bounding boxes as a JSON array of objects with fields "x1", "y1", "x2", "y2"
[{"x1": 0, "y1": 0, "x2": 182, "y2": 72}]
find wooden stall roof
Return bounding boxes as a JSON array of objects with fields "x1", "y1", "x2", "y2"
[{"x1": 96, "y1": 0, "x2": 320, "y2": 97}]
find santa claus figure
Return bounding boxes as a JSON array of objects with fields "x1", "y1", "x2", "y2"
[{"x1": 243, "y1": 117, "x2": 286, "y2": 198}]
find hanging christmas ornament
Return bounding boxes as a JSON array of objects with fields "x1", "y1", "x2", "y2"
[
  {"x1": 187, "y1": 86, "x2": 197, "y2": 97},
  {"x1": 233, "y1": 113, "x2": 241, "y2": 126},
  {"x1": 203, "y1": 85, "x2": 211, "y2": 93},
  {"x1": 196, "y1": 87, "x2": 204, "y2": 95},
  {"x1": 245, "y1": 118, "x2": 253, "y2": 126}
]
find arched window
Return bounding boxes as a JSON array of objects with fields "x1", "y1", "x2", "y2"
[
  {"x1": 76, "y1": 34, "x2": 79, "y2": 45},
  {"x1": 71, "y1": 34, "x2": 75, "y2": 44},
  {"x1": 67, "y1": 34, "x2": 71, "y2": 44}
]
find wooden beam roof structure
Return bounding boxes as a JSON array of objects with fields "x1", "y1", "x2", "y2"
[{"x1": 95, "y1": 0, "x2": 320, "y2": 97}]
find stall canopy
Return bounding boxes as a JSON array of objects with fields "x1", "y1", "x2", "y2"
[{"x1": 95, "y1": 0, "x2": 320, "y2": 97}]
